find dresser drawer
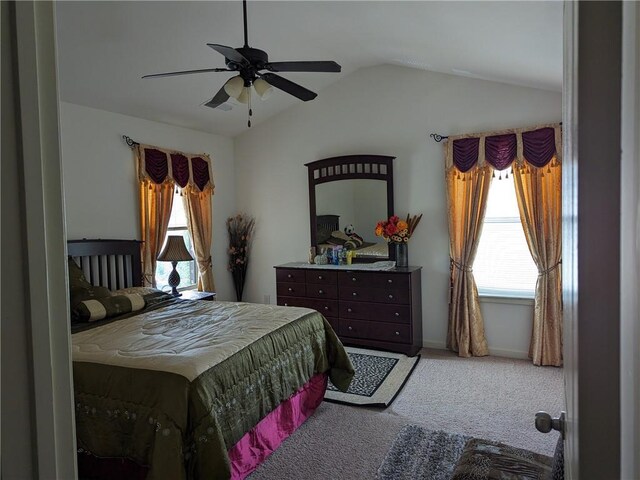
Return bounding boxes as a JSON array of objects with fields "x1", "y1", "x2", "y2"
[
  {"x1": 277, "y1": 296, "x2": 339, "y2": 317},
  {"x1": 340, "y1": 319, "x2": 411, "y2": 344},
  {"x1": 305, "y1": 283, "x2": 338, "y2": 300},
  {"x1": 277, "y1": 296, "x2": 309, "y2": 308},
  {"x1": 339, "y1": 286, "x2": 409, "y2": 304},
  {"x1": 276, "y1": 282, "x2": 306, "y2": 297},
  {"x1": 305, "y1": 270, "x2": 337, "y2": 285},
  {"x1": 338, "y1": 271, "x2": 410, "y2": 290},
  {"x1": 367, "y1": 321, "x2": 411, "y2": 344},
  {"x1": 339, "y1": 319, "x2": 369, "y2": 339},
  {"x1": 276, "y1": 268, "x2": 306, "y2": 283},
  {"x1": 340, "y1": 301, "x2": 410, "y2": 324}
]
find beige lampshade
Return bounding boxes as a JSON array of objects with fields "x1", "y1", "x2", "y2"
[
  {"x1": 236, "y1": 86, "x2": 250, "y2": 104},
  {"x1": 223, "y1": 76, "x2": 244, "y2": 99},
  {"x1": 253, "y1": 78, "x2": 273, "y2": 100},
  {"x1": 157, "y1": 236, "x2": 193, "y2": 262}
]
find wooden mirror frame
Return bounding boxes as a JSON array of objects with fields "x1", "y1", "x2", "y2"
[{"x1": 306, "y1": 154, "x2": 395, "y2": 262}]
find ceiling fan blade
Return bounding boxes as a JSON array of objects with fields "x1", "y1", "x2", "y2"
[
  {"x1": 264, "y1": 61, "x2": 341, "y2": 73},
  {"x1": 259, "y1": 73, "x2": 317, "y2": 101},
  {"x1": 142, "y1": 68, "x2": 230, "y2": 79},
  {"x1": 207, "y1": 44, "x2": 249, "y2": 66},
  {"x1": 203, "y1": 86, "x2": 232, "y2": 111}
]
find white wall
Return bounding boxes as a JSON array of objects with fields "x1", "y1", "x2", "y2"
[
  {"x1": 234, "y1": 64, "x2": 561, "y2": 357},
  {"x1": 60, "y1": 102, "x2": 236, "y2": 301}
]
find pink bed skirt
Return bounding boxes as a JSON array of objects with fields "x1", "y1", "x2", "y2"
[
  {"x1": 77, "y1": 373, "x2": 328, "y2": 479},
  {"x1": 229, "y1": 372, "x2": 328, "y2": 480}
]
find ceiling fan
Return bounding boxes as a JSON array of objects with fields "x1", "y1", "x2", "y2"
[{"x1": 142, "y1": 0, "x2": 341, "y2": 126}]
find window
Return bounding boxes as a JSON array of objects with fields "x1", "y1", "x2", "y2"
[
  {"x1": 473, "y1": 173, "x2": 538, "y2": 297},
  {"x1": 155, "y1": 193, "x2": 198, "y2": 290}
]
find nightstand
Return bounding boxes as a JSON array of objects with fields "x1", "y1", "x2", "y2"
[{"x1": 180, "y1": 290, "x2": 216, "y2": 301}]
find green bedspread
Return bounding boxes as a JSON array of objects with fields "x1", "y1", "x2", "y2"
[{"x1": 72, "y1": 300, "x2": 354, "y2": 479}]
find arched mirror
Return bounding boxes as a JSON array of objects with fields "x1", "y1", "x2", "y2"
[{"x1": 306, "y1": 154, "x2": 395, "y2": 262}]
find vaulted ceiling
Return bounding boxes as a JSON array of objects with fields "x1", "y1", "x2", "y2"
[{"x1": 55, "y1": 1, "x2": 562, "y2": 137}]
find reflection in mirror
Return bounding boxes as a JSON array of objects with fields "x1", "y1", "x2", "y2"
[
  {"x1": 315, "y1": 179, "x2": 386, "y2": 243},
  {"x1": 307, "y1": 154, "x2": 394, "y2": 262}
]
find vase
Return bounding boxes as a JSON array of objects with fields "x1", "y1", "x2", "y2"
[{"x1": 394, "y1": 243, "x2": 408, "y2": 268}]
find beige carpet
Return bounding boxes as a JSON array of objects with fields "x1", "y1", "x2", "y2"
[{"x1": 249, "y1": 348, "x2": 563, "y2": 479}]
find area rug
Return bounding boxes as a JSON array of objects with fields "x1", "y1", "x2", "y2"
[
  {"x1": 376, "y1": 425, "x2": 470, "y2": 480},
  {"x1": 325, "y1": 347, "x2": 420, "y2": 407}
]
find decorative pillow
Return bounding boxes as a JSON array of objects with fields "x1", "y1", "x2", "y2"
[
  {"x1": 112, "y1": 286, "x2": 162, "y2": 297},
  {"x1": 73, "y1": 294, "x2": 146, "y2": 322},
  {"x1": 68, "y1": 257, "x2": 111, "y2": 320},
  {"x1": 451, "y1": 438, "x2": 553, "y2": 480},
  {"x1": 326, "y1": 230, "x2": 351, "y2": 246},
  {"x1": 344, "y1": 236, "x2": 364, "y2": 250},
  {"x1": 113, "y1": 286, "x2": 174, "y2": 307},
  {"x1": 316, "y1": 226, "x2": 333, "y2": 244}
]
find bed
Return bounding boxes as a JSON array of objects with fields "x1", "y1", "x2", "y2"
[
  {"x1": 315, "y1": 214, "x2": 389, "y2": 258},
  {"x1": 68, "y1": 239, "x2": 354, "y2": 480}
]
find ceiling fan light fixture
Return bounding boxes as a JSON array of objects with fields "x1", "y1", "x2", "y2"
[
  {"x1": 224, "y1": 76, "x2": 244, "y2": 99},
  {"x1": 237, "y1": 86, "x2": 251, "y2": 104},
  {"x1": 253, "y1": 78, "x2": 273, "y2": 100}
]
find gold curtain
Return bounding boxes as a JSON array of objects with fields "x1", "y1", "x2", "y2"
[
  {"x1": 513, "y1": 162, "x2": 563, "y2": 366},
  {"x1": 139, "y1": 181, "x2": 174, "y2": 287},
  {"x1": 183, "y1": 191, "x2": 215, "y2": 292},
  {"x1": 446, "y1": 166, "x2": 491, "y2": 357}
]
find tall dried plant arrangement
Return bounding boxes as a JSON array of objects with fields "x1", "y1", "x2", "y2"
[{"x1": 226, "y1": 214, "x2": 255, "y2": 301}]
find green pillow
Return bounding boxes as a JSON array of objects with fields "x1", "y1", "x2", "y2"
[
  {"x1": 68, "y1": 257, "x2": 111, "y2": 320},
  {"x1": 73, "y1": 294, "x2": 146, "y2": 322}
]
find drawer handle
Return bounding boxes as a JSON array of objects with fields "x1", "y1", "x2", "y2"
[
  {"x1": 318, "y1": 275, "x2": 323, "y2": 280},
  {"x1": 348, "y1": 326, "x2": 353, "y2": 331},
  {"x1": 352, "y1": 277, "x2": 357, "y2": 282},
  {"x1": 324, "y1": 306, "x2": 329, "y2": 311},
  {"x1": 287, "y1": 274, "x2": 292, "y2": 278},
  {"x1": 352, "y1": 292, "x2": 357, "y2": 297},
  {"x1": 388, "y1": 279, "x2": 393, "y2": 283},
  {"x1": 347, "y1": 308, "x2": 352, "y2": 313},
  {"x1": 395, "y1": 312, "x2": 400, "y2": 317},
  {"x1": 288, "y1": 287, "x2": 293, "y2": 292},
  {"x1": 318, "y1": 289, "x2": 324, "y2": 294},
  {"x1": 388, "y1": 294, "x2": 394, "y2": 299},
  {"x1": 284, "y1": 303, "x2": 288, "y2": 306},
  {"x1": 395, "y1": 331, "x2": 400, "y2": 336}
]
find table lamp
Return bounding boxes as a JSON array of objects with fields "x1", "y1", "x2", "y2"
[{"x1": 157, "y1": 235, "x2": 194, "y2": 296}]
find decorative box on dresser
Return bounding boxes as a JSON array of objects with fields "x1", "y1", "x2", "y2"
[{"x1": 275, "y1": 263, "x2": 422, "y2": 356}]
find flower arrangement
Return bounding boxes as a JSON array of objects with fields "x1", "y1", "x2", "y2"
[
  {"x1": 226, "y1": 213, "x2": 255, "y2": 301},
  {"x1": 375, "y1": 214, "x2": 423, "y2": 244}
]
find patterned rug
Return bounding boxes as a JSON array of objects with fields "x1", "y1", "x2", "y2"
[
  {"x1": 325, "y1": 347, "x2": 420, "y2": 407},
  {"x1": 377, "y1": 425, "x2": 470, "y2": 480},
  {"x1": 377, "y1": 424, "x2": 557, "y2": 480}
]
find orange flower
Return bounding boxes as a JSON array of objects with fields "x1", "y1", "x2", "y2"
[
  {"x1": 397, "y1": 220, "x2": 408, "y2": 231},
  {"x1": 375, "y1": 225, "x2": 384, "y2": 236}
]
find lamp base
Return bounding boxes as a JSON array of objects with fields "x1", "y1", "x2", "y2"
[{"x1": 168, "y1": 261, "x2": 181, "y2": 296}]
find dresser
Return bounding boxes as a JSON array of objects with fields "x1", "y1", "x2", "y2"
[{"x1": 275, "y1": 264, "x2": 422, "y2": 356}]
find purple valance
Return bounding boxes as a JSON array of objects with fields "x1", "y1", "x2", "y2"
[
  {"x1": 170, "y1": 153, "x2": 190, "y2": 188},
  {"x1": 136, "y1": 145, "x2": 214, "y2": 194},
  {"x1": 485, "y1": 134, "x2": 517, "y2": 171},
  {"x1": 522, "y1": 127, "x2": 557, "y2": 168},
  {"x1": 452, "y1": 138, "x2": 479, "y2": 173},
  {"x1": 445, "y1": 124, "x2": 562, "y2": 172}
]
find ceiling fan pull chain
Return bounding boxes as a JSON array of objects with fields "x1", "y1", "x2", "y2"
[{"x1": 247, "y1": 88, "x2": 252, "y2": 127}]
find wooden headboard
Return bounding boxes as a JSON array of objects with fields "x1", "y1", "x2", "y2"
[
  {"x1": 316, "y1": 214, "x2": 340, "y2": 234},
  {"x1": 67, "y1": 239, "x2": 143, "y2": 290}
]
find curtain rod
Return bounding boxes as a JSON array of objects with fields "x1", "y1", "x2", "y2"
[
  {"x1": 429, "y1": 122, "x2": 562, "y2": 143},
  {"x1": 122, "y1": 135, "x2": 139, "y2": 148}
]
